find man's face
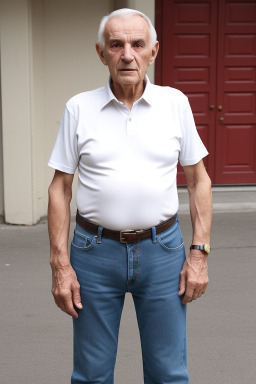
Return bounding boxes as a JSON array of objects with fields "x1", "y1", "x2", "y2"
[{"x1": 96, "y1": 15, "x2": 159, "y2": 88}]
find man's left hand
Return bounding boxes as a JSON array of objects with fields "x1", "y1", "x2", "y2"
[{"x1": 178, "y1": 251, "x2": 209, "y2": 305}]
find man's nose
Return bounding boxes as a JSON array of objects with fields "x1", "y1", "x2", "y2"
[{"x1": 121, "y1": 45, "x2": 134, "y2": 63}]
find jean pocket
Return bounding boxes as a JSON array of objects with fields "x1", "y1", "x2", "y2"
[
  {"x1": 157, "y1": 222, "x2": 184, "y2": 252},
  {"x1": 71, "y1": 229, "x2": 95, "y2": 251}
]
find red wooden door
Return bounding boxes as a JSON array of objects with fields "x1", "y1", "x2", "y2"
[
  {"x1": 215, "y1": 0, "x2": 256, "y2": 183},
  {"x1": 155, "y1": 0, "x2": 256, "y2": 185}
]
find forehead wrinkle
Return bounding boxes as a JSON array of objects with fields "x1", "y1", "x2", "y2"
[
  {"x1": 106, "y1": 31, "x2": 150, "y2": 46},
  {"x1": 108, "y1": 34, "x2": 147, "y2": 43},
  {"x1": 104, "y1": 15, "x2": 150, "y2": 43}
]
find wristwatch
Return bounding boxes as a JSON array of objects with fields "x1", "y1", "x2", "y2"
[{"x1": 190, "y1": 244, "x2": 211, "y2": 254}]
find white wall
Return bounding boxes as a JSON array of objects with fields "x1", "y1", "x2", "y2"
[
  {"x1": 43, "y1": 0, "x2": 115, "y2": 217},
  {"x1": 0, "y1": 0, "x2": 155, "y2": 224},
  {"x1": 0, "y1": 0, "x2": 35, "y2": 224},
  {"x1": 0, "y1": 76, "x2": 3, "y2": 220}
]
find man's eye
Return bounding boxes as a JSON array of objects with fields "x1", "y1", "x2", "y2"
[
  {"x1": 112, "y1": 43, "x2": 121, "y2": 48},
  {"x1": 135, "y1": 43, "x2": 143, "y2": 48}
]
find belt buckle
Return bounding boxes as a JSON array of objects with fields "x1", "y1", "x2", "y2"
[
  {"x1": 120, "y1": 229, "x2": 144, "y2": 243},
  {"x1": 120, "y1": 229, "x2": 136, "y2": 243}
]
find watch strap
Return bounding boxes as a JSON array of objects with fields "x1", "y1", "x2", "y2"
[
  {"x1": 190, "y1": 244, "x2": 211, "y2": 254},
  {"x1": 190, "y1": 245, "x2": 205, "y2": 251}
]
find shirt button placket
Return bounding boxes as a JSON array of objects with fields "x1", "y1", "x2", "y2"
[{"x1": 127, "y1": 115, "x2": 135, "y2": 135}]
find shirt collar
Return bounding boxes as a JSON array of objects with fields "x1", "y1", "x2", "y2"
[
  {"x1": 101, "y1": 77, "x2": 116, "y2": 109},
  {"x1": 101, "y1": 75, "x2": 154, "y2": 109},
  {"x1": 141, "y1": 76, "x2": 154, "y2": 105}
]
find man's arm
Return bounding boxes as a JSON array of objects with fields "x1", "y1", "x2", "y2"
[
  {"x1": 48, "y1": 170, "x2": 82, "y2": 318},
  {"x1": 178, "y1": 160, "x2": 212, "y2": 304}
]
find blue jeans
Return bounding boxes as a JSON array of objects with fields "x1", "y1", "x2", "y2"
[{"x1": 70, "y1": 216, "x2": 189, "y2": 384}]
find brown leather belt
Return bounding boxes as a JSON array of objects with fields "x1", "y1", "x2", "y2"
[{"x1": 76, "y1": 212, "x2": 177, "y2": 244}]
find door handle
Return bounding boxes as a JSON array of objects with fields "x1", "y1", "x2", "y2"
[
  {"x1": 219, "y1": 117, "x2": 224, "y2": 122},
  {"x1": 209, "y1": 105, "x2": 215, "y2": 110},
  {"x1": 218, "y1": 105, "x2": 223, "y2": 111}
]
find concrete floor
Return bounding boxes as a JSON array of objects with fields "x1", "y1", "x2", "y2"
[{"x1": 1, "y1": 210, "x2": 256, "y2": 384}]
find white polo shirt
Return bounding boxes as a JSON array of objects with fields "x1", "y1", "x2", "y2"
[{"x1": 48, "y1": 77, "x2": 208, "y2": 230}]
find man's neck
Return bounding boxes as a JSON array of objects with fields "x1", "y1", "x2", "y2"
[{"x1": 111, "y1": 80, "x2": 145, "y2": 110}]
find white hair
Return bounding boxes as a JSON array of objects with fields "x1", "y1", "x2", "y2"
[{"x1": 97, "y1": 8, "x2": 157, "y2": 48}]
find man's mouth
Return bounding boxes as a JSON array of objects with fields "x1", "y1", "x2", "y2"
[{"x1": 119, "y1": 69, "x2": 136, "y2": 71}]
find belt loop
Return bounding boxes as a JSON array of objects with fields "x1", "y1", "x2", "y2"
[
  {"x1": 151, "y1": 226, "x2": 157, "y2": 244},
  {"x1": 96, "y1": 226, "x2": 103, "y2": 244}
]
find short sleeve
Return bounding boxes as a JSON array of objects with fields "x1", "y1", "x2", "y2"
[
  {"x1": 179, "y1": 98, "x2": 209, "y2": 166},
  {"x1": 48, "y1": 106, "x2": 79, "y2": 174}
]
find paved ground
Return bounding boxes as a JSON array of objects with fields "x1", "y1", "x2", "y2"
[{"x1": 1, "y1": 189, "x2": 256, "y2": 383}]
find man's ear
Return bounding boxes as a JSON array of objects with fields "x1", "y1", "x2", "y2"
[
  {"x1": 95, "y1": 43, "x2": 107, "y2": 66},
  {"x1": 148, "y1": 41, "x2": 159, "y2": 66}
]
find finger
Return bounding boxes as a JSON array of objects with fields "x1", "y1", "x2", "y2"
[
  {"x1": 52, "y1": 288, "x2": 66, "y2": 310},
  {"x1": 63, "y1": 297, "x2": 79, "y2": 318},
  {"x1": 178, "y1": 270, "x2": 186, "y2": 296},
  {"x1": 198, "y1": 280, "x2": 208, "y2": 296},
  {"x1": 53, "y1": 295, "x2": 67, "y2": 313},
  {"x1": 192, "y1": 280, "x2": 209, "y2": 299},
  {"x1": 182, "y1": 295, "x2": 193, "y2": 305},
  {"x1": 72, "y1": 284, "x2": 83, "y2": 309},
  {"x1": 55, "y1": 288, "x2": 79, "y2": 318},
  {"x1": 192, "y1": 289, "x2": 203, "y2": 301},
  {"x1": 182, "y1": 285, "x2": 195, "y2": 305},
  {"x1": 202, "y1": 286, "x2": 207, "y2": 295}
]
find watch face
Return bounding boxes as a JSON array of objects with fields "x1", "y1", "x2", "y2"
[{"x1": 204, "y1": 244, "x2": 211, "y2": 254}]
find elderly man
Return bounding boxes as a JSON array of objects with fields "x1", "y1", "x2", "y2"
[{"x1": 48, "y1": 8, "x2": 212, "y2": 384}]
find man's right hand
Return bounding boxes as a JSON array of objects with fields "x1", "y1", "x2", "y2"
[
  {"x1": 48, "y1": 170, "x2": 80, "y2": 318},
  {"x1": 51, "y1": 262, "x2": 83, "y2": 318}
]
